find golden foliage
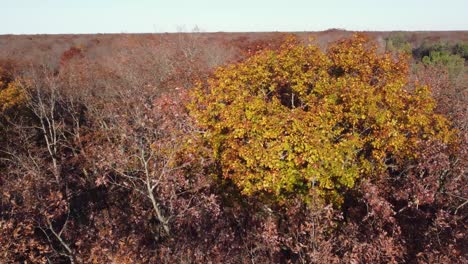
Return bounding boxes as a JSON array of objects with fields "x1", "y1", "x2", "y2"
[
  {"x1": 0, "y1": 79, "x2": 26, "y2": 112},
  {"x1": 189, "y1": 34, "x2": 454, "y2": 204}
]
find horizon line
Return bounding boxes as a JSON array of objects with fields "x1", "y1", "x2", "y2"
[{"x1": 1, "y1": 29, "x2": 467, "y2": 36}]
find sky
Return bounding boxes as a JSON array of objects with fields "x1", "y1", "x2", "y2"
[{"x1": 1, "y1": 0, "x2": 467, "y2": 34}]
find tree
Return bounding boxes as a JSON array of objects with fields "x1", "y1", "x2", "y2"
[
  {"x1": 0, "y1": 80, "x2": 26, "y2": 113},
  {"x1": 422, "y1": 51, "x2": 465, "y2": 82},
  {"x1": 189, "y1": 34, "x2": 454, "y2": 204},
  {"x1": 385, "y1": 33, "x2": 412, "y2": 54},
  {"x1": 452, "y1": 42, "x2": 468, "y2": 60},
  {"x1": 0, "y1": 68, "x2": 26, "y2": 143}
]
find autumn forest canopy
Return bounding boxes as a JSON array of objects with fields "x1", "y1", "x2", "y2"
[{"x1": 0, "y1": 31, "x2": 467, "y2": 263}]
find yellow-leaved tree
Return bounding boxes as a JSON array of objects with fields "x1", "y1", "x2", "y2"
[
  {"x1": 0, "y1": 80, "x2": 25, "y2": 112},
  {"x1": 188, "y1": 34, "x2": 454, "y2": 204},
  {"x1": 0, "y1": 67, "x2": 25, "y2": 113}
]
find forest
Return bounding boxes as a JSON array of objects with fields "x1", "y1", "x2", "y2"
[{"x1": 0, "y1": 30, "x2": 467, "y2": 263}]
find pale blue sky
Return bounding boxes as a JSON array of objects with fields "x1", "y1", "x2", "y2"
[{"x1": 1, "y1": 0, "x2": 467, "y2": 34}]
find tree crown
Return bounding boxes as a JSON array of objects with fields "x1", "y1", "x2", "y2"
[{"x1": 189, "y1": 34, "x2": 454, "y2": 204}]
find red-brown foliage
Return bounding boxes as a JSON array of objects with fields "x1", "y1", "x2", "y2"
[{"x1": 0, "y1": 32, "x2": 466, "y2": 263}]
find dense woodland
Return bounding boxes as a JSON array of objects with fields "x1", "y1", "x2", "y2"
[{"x1": 0, "y1": 30, "x2": 467, "y2": 263}]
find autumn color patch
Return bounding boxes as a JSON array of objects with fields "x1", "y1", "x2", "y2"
[{"x1": 189, "y1": 34, "x2": 455, "y2": 204}]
